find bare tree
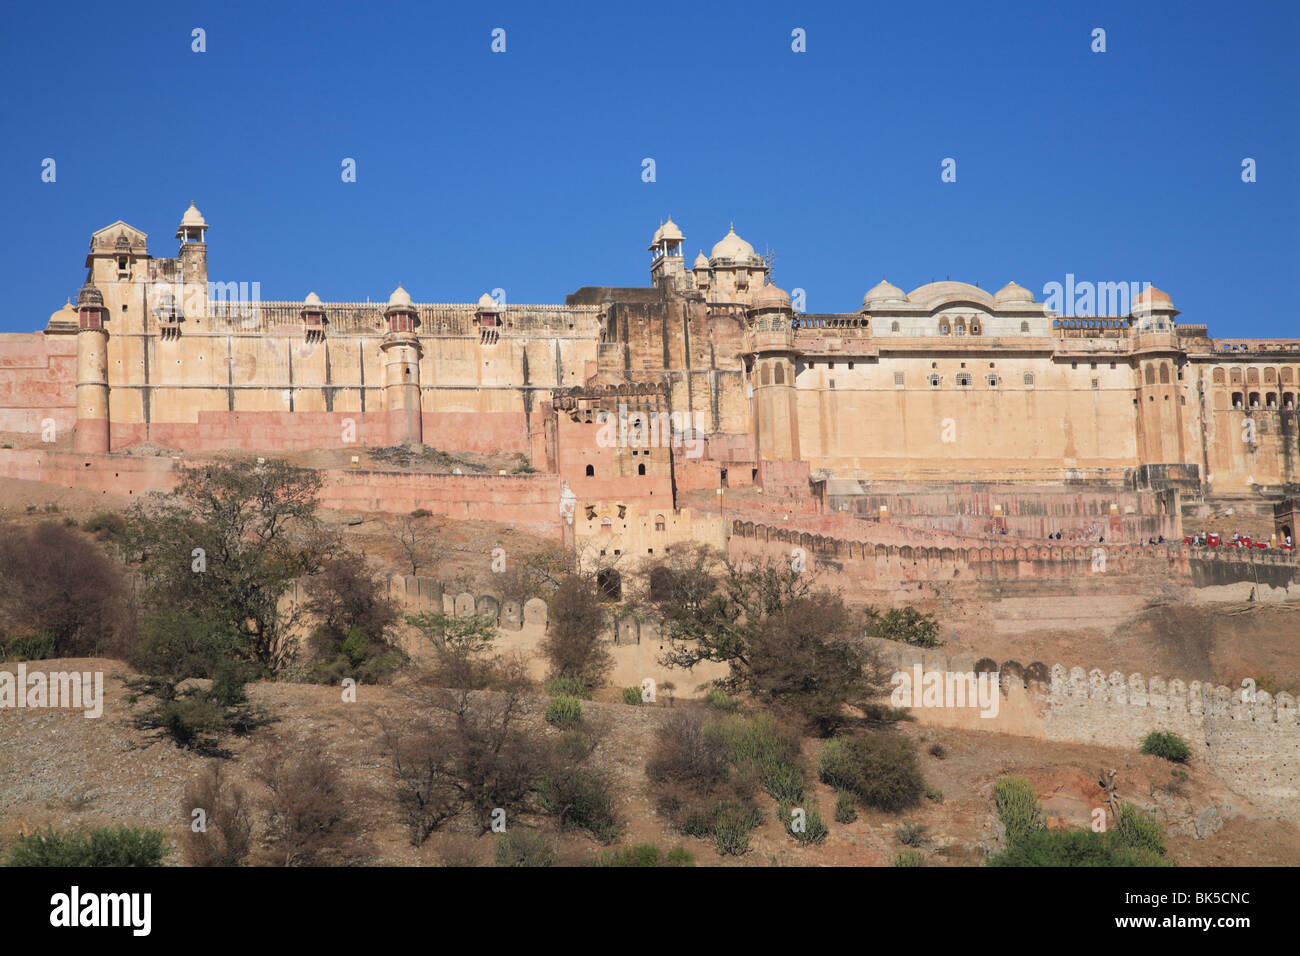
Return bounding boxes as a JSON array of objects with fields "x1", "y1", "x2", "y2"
[{"x1": 390, "y1": 513, "x2": 437, "y2": 576}]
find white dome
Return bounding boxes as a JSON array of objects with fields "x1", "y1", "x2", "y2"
[
  {"x1": 710, "y1": 224, "x2": 756, "y2": 260},
  {"x1": 754, "y1": 282, "x2": 791, "y2": 306},
  {"x1": 387, "y1": 285, "x2": 413, "y2": 307},
  {"x1": 693, "y1": 250, "x2": 709, "y2": 269},
  {"x1": 477, "y1": 292, "x2": 501, "y2": 311},
  {"x1": 993, "y1": 281, "x2": 1035, "y2": 304},
  {"x1": 659, "y1": 216, "x2": 683, "y2": 242},
  {"x1": 179, "y1": 201, "x2": 206, "y2": 228},
  {"x1": 49, "y1": 299, "x2": 78, "y2": 326},
  {"x1": 862, "y1": 277, "x2": 908, "y2": 309},
  {"x1": 304, "y1": 291, "x2": 323, "y2": 306}
]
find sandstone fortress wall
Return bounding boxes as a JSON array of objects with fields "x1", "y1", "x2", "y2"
[
  {"x1": 5, "y1": 205, "x2": 1297, "y2": 507},
  {"x1": 869, "y1": 639, "x2": 1298, "y2": 816}
]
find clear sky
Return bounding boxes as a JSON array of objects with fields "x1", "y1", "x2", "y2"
[{"x1": 1, "y1": 0, "x2": 1296, "y2": 336}]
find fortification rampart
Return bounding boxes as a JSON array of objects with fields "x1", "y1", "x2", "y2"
[
  {"x1": 727, "y1": 519, "x2": 1298, "y2": 595},
  {"x1": 0, "y1": 450, "x2": 564, "y2": 536},
  {"x1": 867, "y1": 639, "x2": 1298, "y2": 816}
]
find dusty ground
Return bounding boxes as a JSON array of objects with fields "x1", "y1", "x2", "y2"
[{"x1": 1, "y1": 659, "x2": 1295, "y2": 867}]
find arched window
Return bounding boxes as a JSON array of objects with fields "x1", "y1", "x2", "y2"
[
  {"x1": 1264, "y1": 367, "x2": 1277, "y2": 384},
  {"x1": 890, "y1": 321, "x2": 899, "y2": 332},
  {"x1": 939, "y1": 320, "x2": 950, "y2": 335},
  {"x1": 1247, "y1": 368, "x2": 1260, "y2": 385},
  {"x1": 1024, "y1": 372, "x2": 1035, "y2": 387},
  {"x1": 761, "y1": 365, "x2": 770, "y2": 386},
  {"x1": 1144, "y1": 366, "x2": 1156, "y2": 385},
  {"x1": 637, "y1": 463, "x2": 646, "y2": 476},
  {"x1": 1231, "y1": 368, "x2": 1244, "y2": 385},
  {"x1": 1281, "y1": 367, "x2": 1294, "y2": 384},
  {"x1": 599, "y1": 517, "x2": 612, "y2": 534},
  {"x1": 1212, "y1": 367, "x2": 1226, "y2": 384},
  {"x1": 585, "y1": 464, "x2": 595, "y2": 476},
  {"x1": 774, "y1": 364, "x2": 785, "y2": 385},
  {"x1": 1159, "y1": 364, "x2": 1171, "y2": 384},
  {"x1": 1020, "y1": 321, "x2": 1029, "y2": 333},
  {"x1": 654, "y1": 514, "x2": 665, "y2": 531},
  {"x1": 1232, "y1": 391, "x2": 1244, "y2": 408}
]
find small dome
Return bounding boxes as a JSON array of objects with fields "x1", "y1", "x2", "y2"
[
  {"x1": 180, "y1": 201, "x2": 206, "y2": 226},
  {"x1": 710, "y1": 224, "x2": 756, "y2": 260},
  {"x1": 1133, "y1": 284, "x2": 1173, "y2": 306},
  {"x1": 387, "y1": 285, "x2": 413, "y2": 307},
  {"x1": 477, "y1": 292, "x2": 501, "y2": 311},
  {"x1": 77, "y1": 282, "x2": 104, "y2": 309},
  {"x1": 659, "y1": 217, "x2": 683, "y2": 242},
  {"x1": 693, "y1": 250, "x2": 709, "y2": 269},
  {"x1": 754, "y1": 282, "x2": 791, "y2": 306},
  {"x1": 994, "y1": 281, "x2": 1035, "y2": 304},
  {"x1": 862, "y1": 277, "x2": 908, "y2": 309},
  {"x1": 49, "y1": 299, "x2": 78, "y2": 326},
  {"x1": 303, "y1": 291, "x2": 323, "y2": 307}
]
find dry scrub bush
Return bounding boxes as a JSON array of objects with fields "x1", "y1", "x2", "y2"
[{"x1": 181, "y1": 762, "x2": 253, "y2": 866}]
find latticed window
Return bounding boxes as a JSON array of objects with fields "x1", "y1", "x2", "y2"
[
  {"x1": 956, "y1": 372, "x2": 972, "y2": 386},
  {"x1": 929, "y1": 373, "x2": 941, "y2": 387},
  {"x1": 1024, "y1": 372, "x2": 1035, "y2": 387}
]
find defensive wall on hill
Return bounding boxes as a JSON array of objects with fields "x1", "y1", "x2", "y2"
[
  {"x1": 727, "y1": 518, "x2": 1299, "y2": 596},
  {"x1": 0, "y1": 449, "x2": 565, "y2": 537},
  {"x1": 870, "y1": 638, "x2": 1298, "y2": 816}
]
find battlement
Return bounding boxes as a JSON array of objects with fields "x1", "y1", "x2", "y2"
[{"x1": 204, "y1": 300, "x2": 600, "y2": 335}]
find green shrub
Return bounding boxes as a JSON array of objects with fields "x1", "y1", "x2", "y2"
[
  {"x1": 592, "y1": 844, "x2": 694, "y2": 867},
  {"x1": 834, "y1": 791, "x2": 858, "y2": 824},
  {"x1": 896, "y1": 822, "x2": 926, "y2": 847},
  {"x1": 622, "y1": 686, "x2": 643, "y2": 706},
  {"x1": 712, "y1": 801, "x2": 764, "y2": 856},
  {"x1": 1140, "y1": 731, "x2": 1191, "y2": 763},
  {"x1": 544, "y1": 676, "x2": 593, "y2": 700},
  {"x1": 537, "y1": 769, "x2": 619, "y2": 843},
  {"x1": 545, "y1": 696, "x2": 583, "y2": 729},
  {"x1": 988, "y1": 828, "x2": 1171, "y2": 867},
  {"x1": 993, "y1": 776, "x2": 1043, "y2": 845},
  {"x1": 1, "y1": 632, "x2": 55, "y2": 662},
  {"x1": 892, "y1": 849, "x2": 926, "y2": 867},
  {"x1": 702, "y1": 687, "x2": 736, "y2": 711},
  {"x1": 864, "y1": 606, "x2": 943, "y2": 647},
  {"x1": 1112, "y1": 804, "x2": 1166, "y2": 857},
  {"x1": 860, "y1": 703, "x2": 916, "y2": 722},
  {"x1": 84, "y1": 511, "x2": 127, "y2": 541},
  {"x1": 705, "y1": 712, "x2": 805, "y2": 803},
  {"x1": 779, "y1": 802, "x2": 829, "y2": 844},
  {"x1": 5, "y1": 826, "x2": 168, "y2": 867},
  {"x1": 926, "y1": 786, "x2": 944, "y2": 803},
  {"x1": 818, "y1": 732, "x2": 924, "y2": 813},
  {"x1": 493, "y1": 830, "x2": 554, "y2": 867},
  {"x1": 665, "y1": 846, "x2": 693, "y2": 866}
]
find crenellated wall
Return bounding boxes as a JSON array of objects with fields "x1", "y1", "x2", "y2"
[
  {"x1": 727, "y1": 518, "x2": 1298, "y2": 595},
  {"x1": 868, "y1": 639, "x2": 1299, "y2": 816}
]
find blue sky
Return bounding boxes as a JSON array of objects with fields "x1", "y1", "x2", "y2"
[{"x1": 1, "y1": 0, "x2": 1296, "y2": 336}]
